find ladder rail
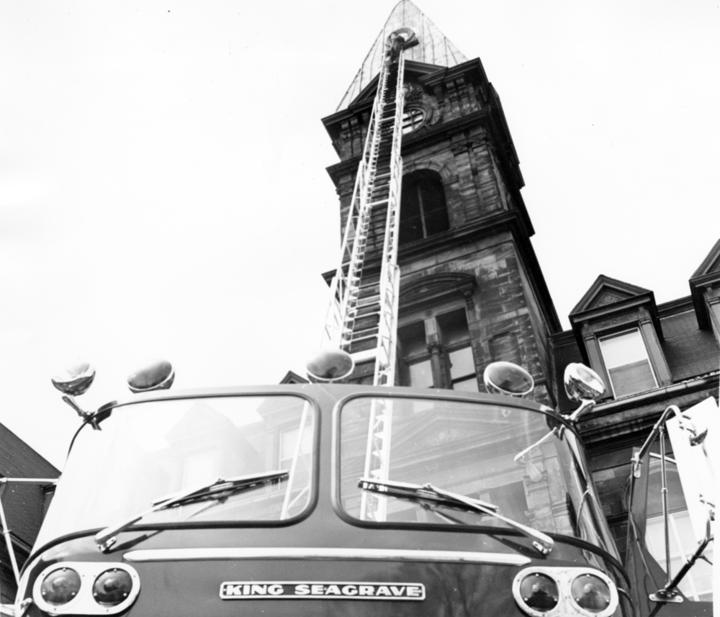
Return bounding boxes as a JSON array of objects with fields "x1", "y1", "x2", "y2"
[
  {"x1": 373, "y1": 52, "x2": 406, "y2": 386},
  {"x1": 340, "y1": 63, "x2": 393, "y2": 346},
  {"x1": 322, "y1": 32, "x2": 416, "y2": 522},
  {"x1": 323, "y1": 60, "x2": 391, "y2": 348}
]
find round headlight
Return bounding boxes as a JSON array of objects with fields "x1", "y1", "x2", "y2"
[
  {"x1": 92, "y1": 568, "x2": 134, "y2": 606},
  {"x1": 571, "y1": 573, "x2": 611, "y2": 612},
  {"x1": 518, "y1": 572, "x2": 559, "y2": 611},
  {"x1": 40, "y1": 567, "x2": 81, "y2": 605}
]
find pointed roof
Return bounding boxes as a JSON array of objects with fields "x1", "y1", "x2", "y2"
[
  {"x1": 689, "y1": 238, "x2": 720, "y2": 329},
  {"x1": 337, "y1": 0, "x2": 467, "y2": 110},
  {"x1": 569, "y1": 274, "x2": 662, "y2": 340},
  {"x1": 691, "y1": 238, "x2": 720, "y2": 280},
  {"x1": 570, "y1": 275, "x2": 653, "y2": 317}
]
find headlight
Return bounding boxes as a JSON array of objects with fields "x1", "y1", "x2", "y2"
[
  {"x1": 513, "y1": 567, "x2": 619, "y2": 617},
  {"x1": 39, "y1": 567, "x2": 81, "y2": 605},
  {"x1": 517, "y1": 572, "x2": 559, "y2": 611},
  {"x1": 571, "y1": 573, "x2": 612, "y2": 613},
  {"x1": 33, "y1": 561, "x2": 140, "y2": 615},
  {"x1": 92, "y1": 568, "x2": 134, "y2": 606}
]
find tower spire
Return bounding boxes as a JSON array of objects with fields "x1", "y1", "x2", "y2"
[{"x1": 337, "y1": 0, "x2": 467, "y2": 110}]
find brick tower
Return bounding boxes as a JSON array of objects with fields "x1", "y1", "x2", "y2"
[{"x1": 322, "y1": 1, "x2": 560, "y2": 399}]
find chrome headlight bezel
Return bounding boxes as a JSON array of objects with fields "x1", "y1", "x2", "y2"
[
  {"x1": 512, "y1": 566, "x2": 619, "y2": 617},
  {"x1": 32, "y1": 562, "x2": 140, "y2": 615}
]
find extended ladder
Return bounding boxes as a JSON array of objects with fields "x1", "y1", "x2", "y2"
[
  {"x1": 323, "y1": 28, "x2": 416, "y2": 387},
  {"x1": 322, "y1": 29, "x2": 416, "y2": 522}
]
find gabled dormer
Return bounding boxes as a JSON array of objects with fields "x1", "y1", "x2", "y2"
[
  {"x1": 689, "y1": 238, "x2": 720, "y2": 341},
  {"x1": 569, "y1": 275, "x2": 671, "y2": 399}
]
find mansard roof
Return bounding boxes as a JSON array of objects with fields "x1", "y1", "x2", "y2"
[{"x1": 336, "y1": 0, "x2": 467, "y2": 110}]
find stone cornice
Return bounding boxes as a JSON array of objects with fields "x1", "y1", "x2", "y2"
[{"x1": 577, "y1": 371, "x2": 720, "y2": 449}]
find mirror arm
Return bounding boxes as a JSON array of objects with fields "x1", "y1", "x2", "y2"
[
  {"x1": 514, "y1": 400, "x2": 597, "y2": 465},
  {"x1": 567, "y1": 399, "x2": 596, "y2": 423},
  {"x1": 650, "y1": 515, "x2": 714, "y2": 603},
  {"x1": 513, "y1": 426, "x2": 559, "y2": 463},
  {"x1": 62, "y1": 395, "x2": 93, "y2": 422},
  {"x1": 632, "y1": 405, "x2": 680, "y2": 478}
]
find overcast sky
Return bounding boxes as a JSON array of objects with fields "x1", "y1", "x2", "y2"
[{"x1": 1, "y1": 0, "x2": 718, "y2": 466}]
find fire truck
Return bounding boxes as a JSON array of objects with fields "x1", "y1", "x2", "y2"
[{"x1": 3, "y1": 26, "x2": 716, "y2": 617}]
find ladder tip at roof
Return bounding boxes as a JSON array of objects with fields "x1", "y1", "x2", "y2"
[{"x1": 337, "y1": 0, "x2": 467, "y2": 111}]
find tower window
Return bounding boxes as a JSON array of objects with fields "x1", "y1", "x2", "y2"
[
  {"x1": 402, "y1": 107, "x2": 426, "y2": 134},
  {"x1": 398, "y1": 307, "x2": 478, "y2": 391},
  {"x1": 400, "y1": 170, "x2": 449, "y2": 244},
  {"x1": 599, "y1": 329, "x2": 657, "y2": 398}
]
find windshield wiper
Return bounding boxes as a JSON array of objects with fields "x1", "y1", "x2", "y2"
[
  {"x1": 95, "y1": 470, "x2": 288, "y2": 552},
  {"x1": 359, "y1": 478, "x2": 553, "y2": 556}
]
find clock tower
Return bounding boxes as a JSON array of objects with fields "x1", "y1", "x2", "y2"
[{"x1": 322, "y1": 1, "x2": 561, "y2": 399}]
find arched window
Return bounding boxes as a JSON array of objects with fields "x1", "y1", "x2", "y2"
[{"x1": 400, "y1": 170, "x2": 449, "y2": 244}]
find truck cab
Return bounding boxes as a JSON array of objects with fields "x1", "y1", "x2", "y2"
[{"x1": 15, "y1": 377, "x2": 630, "y2": 617}]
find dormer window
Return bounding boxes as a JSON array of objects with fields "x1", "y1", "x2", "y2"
[
  {"x1": 598, "y1": 329, "x2": 658, "y2": 398},
  {"x1": 569, "y1": 275, "x2": 672, "y2": 402}
]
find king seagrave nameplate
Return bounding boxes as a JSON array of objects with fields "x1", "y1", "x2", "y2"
[{"x1": 219, "y1": 581, "x2": 426, "y2": 601}]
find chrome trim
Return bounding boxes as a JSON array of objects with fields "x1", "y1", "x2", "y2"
[
  {"x1": 124, "y1": 547, "x2": 530, "y2": 565},
  {"x1": 512, "y1": 566, "x2": 619, "y2": 617},
  {"x1": 32, "y1": 562, "x2": 140, "y2": 616}
]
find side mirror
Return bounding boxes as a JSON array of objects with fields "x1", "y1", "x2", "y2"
[
  {"x1": 563, "y1": 363, "x2": 606, "y2": 423},
  {"x1": 564, "y1": 363, "x2": 605, "y2": 402},
  {"x1": 51, "y1": 363, "x2": 96, "y2": 396},
  {"x1": 483, "y1": 361, "x2": 534, "y2": 397},
  {"x1": 128, "y1": 360, "x2": 175, "y2": 393},
  {"x1": 306, "y1": 348, "x2": 354, "y2": 382}
]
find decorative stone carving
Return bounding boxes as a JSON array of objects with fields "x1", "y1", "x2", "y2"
[{"x1": 403, "y1": 82, "x2": 442, "y2": 127}]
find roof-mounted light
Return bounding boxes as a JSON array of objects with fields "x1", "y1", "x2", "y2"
[
  {"x1": 51, "y1": 362, "x2": 95, "y2": 397},
  {"x1": 127, "y1": 360, "x2": 175, "y2": 393},
  {"x1": 483, "y1": 361, "x2": 534, "y2": 397},
  {"x1": 306, "y1": 348, "x2": 354, "y2": 382}
]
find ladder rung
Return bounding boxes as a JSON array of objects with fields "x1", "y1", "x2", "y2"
[
  {"x1": 355, "y1": 304, "x2": 380, "y2": 317},
  {"x1": 349, "y1": 348, "x2": 378, "y2": 363},
  {"x1": 350, "y1": 329, "x2": 380, "y2": 344},
  {"x1": 357, "y1": 296, "x2": 380, "y2": 309}
]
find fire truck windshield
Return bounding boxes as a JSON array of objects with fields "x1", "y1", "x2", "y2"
[
  {"x1": 339, "y1": 395, "x2": 615, "y2": 554},
  {"x1": 35, "y1": 394, "x2": 315, "y2": 549}
]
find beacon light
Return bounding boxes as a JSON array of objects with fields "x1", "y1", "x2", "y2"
[
  {"x1": 483, "y1": 361, "x2": 535, "y2": 397},
  {"x1": 127, "y1": 359, "x2": 175, "y2": 393}
]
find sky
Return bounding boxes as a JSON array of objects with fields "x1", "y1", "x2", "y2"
[{"x1": 1, "y1": 0, "x2": 719, "y2": 467}]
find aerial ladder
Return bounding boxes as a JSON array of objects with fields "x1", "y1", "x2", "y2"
[
  {"x1": 309, "y1": 28, "x2": 418, "y2": 521},
  {"x1": 316, "y1": 27, "x2": 417, "y2": 387}
]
